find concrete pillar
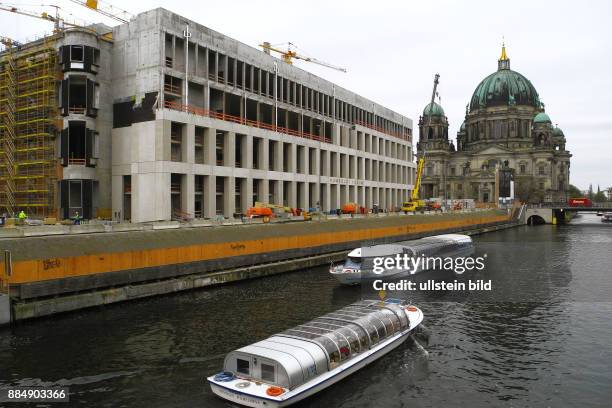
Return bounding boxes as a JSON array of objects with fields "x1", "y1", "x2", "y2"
[
  {"x1": 319, "y1": 183, "x2": 330, "y2": 211},
  {"x1": 300, "y1": 146, "x2": 308, "y2": 175},
  {"x1": 289, "y1": 143, "x2": 297, "y2": 173},
  {"x1": 224, "y1": 176, "x2": 235, "y2": 217},
  {"x1": 274, "y1": 141, "x2": 282, "y2": 171},
  {"x1": 224, "y1": 132, "x2": 235, "y2": 167},
  {"x1": 287, "y1": 181, "x2": 296, "y2": 208},
  {"x1": 204, "y1": 175, "x2": 216, "y2": 218},
  {"x1": 273, "y1": 179, "x2": 283, "y2": 206},
  {"x1": 245, "y1": 134, "x2": 253, "y2": 169},
  {"x1": 204, "y1": 127, "x2": 216, "y2": 165},
  {"x1": 245, "y1": 177, "x2": 253, "y2": 209},
  {"x1": 261, "y1": 176, "x2": 270, "y2": 204},
  {"x1": 185, "y1": 124, "x2": 195, "y2": 164},
  {"x1": 260, "y1": 138, "x2": 269, "y2": 171},
  {"x1": 333, "y1": 153, "x2": 340, "y2": 179}
]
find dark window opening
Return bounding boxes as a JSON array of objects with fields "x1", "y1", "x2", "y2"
[
  {"x1": 261, "y1": 363, "x2": 275, "y2": 383},
  {"x1": 71, "y1": 45, "x2": 84, "y2": 62}
]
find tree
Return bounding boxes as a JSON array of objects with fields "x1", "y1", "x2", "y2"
[
  {"x1": 588, "y1": 184, "x2": 594, "y2": 200},
  {"x1": 567, "y1": 184, "x2": 583, "y2": 198},
  {"x1": 594, "y1": 185, "x2": 606, "y2": 202},
  {"x1": 515, "y1": 176, "x2": 544, "y2": 203}
]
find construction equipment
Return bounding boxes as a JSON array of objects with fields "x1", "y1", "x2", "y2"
[
  {"x1": 402, "y1": 74, "x2": 440, "y2": 213},
  {"x1": 67, "y1": 0, "x2": 133, "y2": 24},
  {"x1": 246, "y1": 202, "x2": 292, "y2": 218},
  {"x1": 0, "y1": 4, "x2": 83, "y2": 32},
  {"x1": 260, "y1": 42, "x2": 347, "y2": 72}
]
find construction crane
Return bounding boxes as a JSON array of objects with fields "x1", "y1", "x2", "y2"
[
  {"x1": 67, "y1": 0, "x2": 133, "y2": 24},
  {"x1": 0, "y1": 4, "x2": 82, "y2": 32},
  {"x1": 259, "y1": 42, "x2": 347, "y2": 73},
  {"x1": 401, "y1": 73, "x2": 440, "y2": 213}
]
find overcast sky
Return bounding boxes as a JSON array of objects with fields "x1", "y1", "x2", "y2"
[{"x1": 2, "y1": 0, "x2": 610, "y2": 191}]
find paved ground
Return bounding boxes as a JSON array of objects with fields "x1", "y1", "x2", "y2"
[{"x1": 0, "y1": 210, "x2": 505, "y2": 261}]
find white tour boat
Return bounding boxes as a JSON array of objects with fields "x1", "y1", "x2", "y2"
[
  {"x1": 207, "y1": 299, "x2": 424, "y2": 407},
  {"x1": 329, "y1": 234, "x2": 475, "y2": 285}
]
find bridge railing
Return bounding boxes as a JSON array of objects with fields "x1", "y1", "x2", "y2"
[{"x1": 526, "y1": 202, "x2": 612, "y2": 209}]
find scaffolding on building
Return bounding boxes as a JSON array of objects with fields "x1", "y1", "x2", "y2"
[{"x1": 0, "y1": 36, "x2": 60, "y2": 218}]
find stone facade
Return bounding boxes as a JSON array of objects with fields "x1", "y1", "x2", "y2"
[{"x1": 417, "y1": 47, "x2": 571, "y2": 204}]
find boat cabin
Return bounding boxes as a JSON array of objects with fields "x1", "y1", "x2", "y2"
[{"x1": 222, "y1": 300, "x2": 412, "y2": 389}]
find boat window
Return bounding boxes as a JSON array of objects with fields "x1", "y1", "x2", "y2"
[
  {"x1": 237, "y1": 358, "x2": 250, "y2": 375},
  {"x1": 345, "y1": 256, "x2": 361, "y2": 269},
  {"x1": 347, "y1": 323, "x2": 369, "y2": 349},
  {"x1": 261, "y1": 363, "x2": 275, "y2": 383},
  {"x1": 366, "y1": 315, "x2": 387, "y2": 340},
  {"x1": 380, "y1": 309, "x2": 401, "y2": 334},
  {"x1": 338, "y1": 327, "x2": 360, "y2": 354},
  {"x1": 329, "y1": 331, "x2": 350, "y2": 361}
]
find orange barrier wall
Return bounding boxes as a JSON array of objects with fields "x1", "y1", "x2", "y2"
[{"x1": 2, "y1": 214, "x2": 509, "y2": 285}]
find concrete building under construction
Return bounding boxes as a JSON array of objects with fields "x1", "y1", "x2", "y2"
[{"x1": 1, "y1": 8, "x2": 415, "y2": 223}]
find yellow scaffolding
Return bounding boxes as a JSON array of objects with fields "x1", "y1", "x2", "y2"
[{"x1": 0, "y1": 36, "x2": 59, "y2": 218}]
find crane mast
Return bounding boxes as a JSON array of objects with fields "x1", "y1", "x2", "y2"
[{"x1": 402, "y1": 73, "x2": 440, "y2": 212}]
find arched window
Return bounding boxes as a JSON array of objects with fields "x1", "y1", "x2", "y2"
[{"x1": 428, "y1": 128, "x2": 433, "y2": 140}]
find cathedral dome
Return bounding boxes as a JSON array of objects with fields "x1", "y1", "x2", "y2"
[
  {"x1": 423, "y1": 102, "x2": 445, "y2": 117},
  {"x1": 469, "y1": 46, "x2": 540, "y2": 112},
  {"x1": 553, "y1": 126, "x2": 564, "y2": 137},
  {"x1": 533, "y1": 112, "x2": 551, "y2": 124}
]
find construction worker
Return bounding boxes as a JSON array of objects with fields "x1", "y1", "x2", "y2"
[{"x1": 18, "y1": 210, "x2": 27, "y2": 225}]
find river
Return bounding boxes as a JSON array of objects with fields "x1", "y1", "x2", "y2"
[{"x1": 1, "y1": 213, "x2": 611, "y2": 407}]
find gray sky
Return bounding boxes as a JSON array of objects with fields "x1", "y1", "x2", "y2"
[{"x1": 2, "y1": 0, "x2": 610, "y2": 191}]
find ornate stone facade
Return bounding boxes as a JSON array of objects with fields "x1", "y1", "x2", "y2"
[{"x1": 417, "y1": 47, "x2": 571, "y2": 203}]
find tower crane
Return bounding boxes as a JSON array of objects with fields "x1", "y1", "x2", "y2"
[
  {"x1": 259, "y1": 42, "x2": 347, "y2": 73},
  {"x1": 401, "y1": 73, "x2": 440, "y2": 213},
  {"x1": 0, "y1": 4, "x2": 83, "y2": 32},
  {"x1": 67, "y1": 0, "x2": 133, "y2": 24}
]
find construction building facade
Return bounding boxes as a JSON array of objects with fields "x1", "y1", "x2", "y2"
[{"x1": 2, "y1": 8, "x2": 415, "y2": 223}]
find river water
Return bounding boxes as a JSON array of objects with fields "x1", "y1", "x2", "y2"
[{"x1": 1, "y1": 213, "x2": 611, "y2": 407}]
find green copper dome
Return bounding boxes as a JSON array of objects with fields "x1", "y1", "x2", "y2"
[
  {"x1": 553, "y1": 126, "x2": 564, "y2": 137},
  {"x1": 423, "y1": 102, "x2": 445, "y2": 117},
  {"x1": 469, "y1": 56, "x2": 540, "y2": 112},
  {"x1": 533, "y1": 112, "x2": 551, "y2": 124},
  {"x1": 460, "y1": 121, "x2": 465, "y2": 131}
]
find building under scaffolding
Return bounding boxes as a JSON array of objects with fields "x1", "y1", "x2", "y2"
[{"x1": 0, "y1": 37, "x2": 60, "y2": 218}]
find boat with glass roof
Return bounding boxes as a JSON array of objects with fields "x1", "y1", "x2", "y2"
[
  {"x1": 207, "y1": 299, "x2": 424, "y2": 407},
  {"x1": 330, "y1": 233, "x2": 475, "y2": 285}
]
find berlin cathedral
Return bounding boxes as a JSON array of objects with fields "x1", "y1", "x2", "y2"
[{"x1": 417, "y1": 46, "x2": 572, "y2": 203}]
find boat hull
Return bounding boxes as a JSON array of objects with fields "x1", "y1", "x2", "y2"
[{"x1": 209, "y1": 308, "x2": 424, "y2": 407}]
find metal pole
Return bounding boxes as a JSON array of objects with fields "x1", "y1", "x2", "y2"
[
  {"x1": 183, "y1": 24, "x2": 192, "y2": 106},
  {"x1": 273, "y1": 62, "x2": 278, "y2": 130}
]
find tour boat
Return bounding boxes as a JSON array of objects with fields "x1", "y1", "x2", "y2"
[
  {"x1": 329, "y1": 234, "x2": 475, "y2": 285},
  {"x1": 207, "y1": 299, "x2": 424, "y2": 407}
]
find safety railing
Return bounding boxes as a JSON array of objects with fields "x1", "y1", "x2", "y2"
[
  {"x1": 68, "y1": 106, "x2": 86, "y2": 115},
  {"x1": 163, "y1": 83, "x2": 181, "y2": 95},
  {"x1": 163, "y1": 100, "x2": 332, "y2": 144},
  {"x1": 67, "y1": 158, "x2": 86, "y2": 166},
  {"x1": 353, "y1": 120, "x2": 411, "y2": 141}
]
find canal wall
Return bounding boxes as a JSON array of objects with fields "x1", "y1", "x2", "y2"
[{"x1": 0, "y1": 210, "x2": 515, "y2": 323}]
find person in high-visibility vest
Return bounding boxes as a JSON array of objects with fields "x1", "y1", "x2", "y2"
[{"x1": 18, "y1": 210, "x2": 27, "y2": 224}]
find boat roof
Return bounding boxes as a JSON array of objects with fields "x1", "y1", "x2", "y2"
[{"x1": 349, "y1": 234, "x2": 472, "y2": 258}]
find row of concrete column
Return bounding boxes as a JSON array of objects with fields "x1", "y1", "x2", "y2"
[
  {"x1": 175, "y1": 124, "x2": 412, "y2": 185},
  {"x1": 180, "y1": 174, "x2": 409, "y2": 218}
]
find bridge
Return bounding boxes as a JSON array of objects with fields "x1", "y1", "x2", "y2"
[{"x1": 524, "y1": 203, "x2": 612, "y2": 225}]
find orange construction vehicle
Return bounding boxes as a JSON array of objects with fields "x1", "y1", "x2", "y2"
[{"x1": 341, "y1": 203, "x2": 359, "y2": 214}]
